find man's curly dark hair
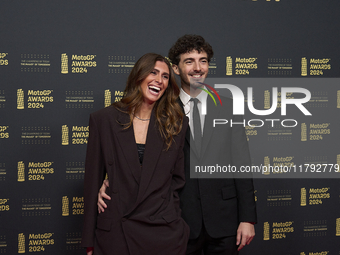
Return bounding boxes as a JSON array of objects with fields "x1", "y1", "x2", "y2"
[{"x1": 168, "y1": 34, "x2": 214, "y2": 66}]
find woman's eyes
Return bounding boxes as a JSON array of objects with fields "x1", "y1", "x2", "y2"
[{"x1": 151, "y1": 71, "x2": 168, "y2": 79}]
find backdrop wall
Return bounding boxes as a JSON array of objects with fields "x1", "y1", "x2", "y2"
[{"x1": 1, "y1": 0, "x2": 339, "y2": 254}]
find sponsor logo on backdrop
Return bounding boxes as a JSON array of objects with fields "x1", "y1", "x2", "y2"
[
  {"x1": 114, "y1": 90, "x2": 124, "y2": 103},
  {"x1": 0, "y1": 89, "x2": 5, "y2": 108},
  {"x1": 104, "y1": 89, "x2": 111, "y2": 107},
  {"x1": 0, "y1": 199, "x2": 9, "y2": 211},
  {"x1": 71, "y1": 197, "x2": 84, "y2": 215},
  {"x1": 267, "y1": 58, "x2": 292, "y2": 76},
  {"x1": 61, "y1": 53, "x2": 97, "y2": 74},
  {"x1": 263, "y1": 221, "x2": 294, "y2": 240},
  {"x1": 245, "y1": 125, "x2": 257, "y2": 141},
  {"x1": 61, "y1": 53, "x2": 68, "y2": 74},
  {"x1": 17, "y1": 89, "x2": 54, "y2": 109},
  {"x1": 21, "y1": 198, "x2": 51, "y2": 217},
  {"x1": 336, "y1": 218, "x2": 340, "y2": 236},
  {"x1": 18, "y1": 233, "x2": 25, "y2": 253},
  {"x1": 62, "y1": 196, "x2": 84, "y2": 216},
  {"x1": 308, "y1": 187, "x2": 330, "y2": 205},
  {"x1": 267, "y1": 189, "x2": 292, "y2": 206},
  {"x1": 303, "y1": 220, "x2": 327, "y2": 237},
  {"x1": 18, "y1": 161, "x2": 25, "y2": 182},
  {"x1": 301, "y1": 57, "x2": 333, "y2": 77},
  {"x1": 16, "y1": 161, "x2": 55, "y2": 181},
  {"x1": 301, "y1": 123, "x2": 331, "y2": 141},
  {"x1": 208, "y1": 57, "x2": 217, "y2": 75},
  {"x1": 62, "y1": 125, "x2": 89, "y2": 145},
  {"x1": 62, "y1": 125, "x2": 69, "y2": 145},
  {"x1": 226, "y1": 57, "x2": 258, "y2": 76},
  {"x1": 0, "y1": 163, "x2": 6, "y2": 181},
  {"x1": 104, "y1": 90, "x2": 125, "y2": 106},
  {"x1": 18, "y1": 232, "x2": 54, "y2": 253},
  {"x1": 17, "y1": 89, "x2": 24, "y2": 109},
  {"x1": 0, "y1": 126, "x2": 9, "y2": 138},
  {"x1": 66, "y1": 162, "x2": 85, "y2": 180},
  {"x1": 66, "y1": 232, "x2": 82, "y2": 250},
  {"x1": 65, "y1": 90, "x2": 94, "y2": 109},
  {"x1": 262, "y1": 156, "x2": 295, "y2": 175},
  {"x1": 263, "y1": 222, "x2": 270, "y2": 240},
  {"x1": 21, "y1": 126, "x2": 51, "y2": 145},
  {"x1": 0, "y1": 53, "x2": 8, "y2": 66},
  {"x1": 301, "y1": 188, "x2": 307, "y2": 206},
  {"x1": 0, "y1": 235, "x2": 7, "y2": 253},
  {"x1": 301, "y1": 58, "x2": 307, "y2": 76},
  {"x1": 301, "y1": 186, "x2": 331, "y2": 206},
  {"x1": 305, "y1": 58, "x2": 331, "y2": 77},
  {"x1": 62, "y1": 196, "x2": 69, "y2": 216},
  {"x1": 108, "y1": 55, "x2": 135, "y2": 74},
  {"x1": 21, "y1": 54, "x2": 50, "y2": 73}
]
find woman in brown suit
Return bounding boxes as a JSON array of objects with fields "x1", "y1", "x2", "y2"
[{"x1": 81, "y1": 53, "x2": 189, "y2": 255}]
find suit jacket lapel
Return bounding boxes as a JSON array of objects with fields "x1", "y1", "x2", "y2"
[
  {"x1": 116, "y1": 110, "x2": 141, "y2": 184},
  {"x1": 125, "y1": 111, "x2": 164, "y2": 216},
  {"x1": 137, "y1": 112, "x2": 163, "y2": 199}
]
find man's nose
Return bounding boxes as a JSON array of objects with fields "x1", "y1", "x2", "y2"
[{"x1": 193, "y1": 61, "x2": 201, "y2": 72}]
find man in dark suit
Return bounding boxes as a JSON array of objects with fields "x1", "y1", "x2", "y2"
[
  {"x1": 167, "y1": 34, "x2": 257, "y2": 255},
  {"x1": 98, "y1": 35, "x2": 257, "y2": 254}
]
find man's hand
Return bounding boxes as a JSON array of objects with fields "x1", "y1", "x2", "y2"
[
  {"x1": 97, "y1": 179, "x2": 111, "y2": 213},
  {"x1": 236, "y1": 222, "x2": 255, "y2": 251},
  {"x1": 86, "y1": 247, "x2": 94, "y2": 255}
]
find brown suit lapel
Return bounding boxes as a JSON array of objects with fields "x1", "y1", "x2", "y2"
[
  {"x1": 117, "y1": 111, "x2": 164, "y2": 216},
  {"x1": 116, "y1": 110, "x2": 141, "y2": 184},
  {"x1": 136, "y1": 112, "x2": 164, "y2": 202}
]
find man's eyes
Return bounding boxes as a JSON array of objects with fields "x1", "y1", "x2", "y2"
[{"x1": 184, "y1": 60, "x2": 208, "y2": 64}]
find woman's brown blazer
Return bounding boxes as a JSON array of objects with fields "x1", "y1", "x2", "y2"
[{"x1": 81, "y1": 106, "x2": 189, "y2": 255}]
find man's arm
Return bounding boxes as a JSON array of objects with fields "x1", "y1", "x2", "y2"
[
  {"x1": 230, "y1": 109, "x2": 257, "y2": 250},
  {"x1": 97, "y1": 179, "x2": 111, "y2": 213},
  {"x1": 236, "y1": 222, "x2": 255, "y2": 251}
]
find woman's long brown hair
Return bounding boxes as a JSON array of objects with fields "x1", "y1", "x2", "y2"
[{"x1": 113, "y1": 53, "x2": 184, "y2": 150}]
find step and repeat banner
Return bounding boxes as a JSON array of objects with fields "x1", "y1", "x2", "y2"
[{"x1": 0, "y1": 0, "x2": 339, "y2": 254}]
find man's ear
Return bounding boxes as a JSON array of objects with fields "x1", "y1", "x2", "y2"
[{"x1": 172, "y1": 64, "x2": 180, "y2": 75}]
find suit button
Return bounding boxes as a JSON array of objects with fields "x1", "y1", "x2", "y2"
[
  {"x1": 149, "y1": 216, "x2": 155, "y2": 221},
  {"x1": 112, "y1": 189, "x2": 118, "y2": 194},
  {"x1": 121, "y1": 218, "x2": 127, "y2": 222},
  {"x1": 161, "y1": 194, "x2": 166, "y2": 199}
]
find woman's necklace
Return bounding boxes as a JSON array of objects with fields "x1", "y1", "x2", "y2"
[{"x1": 134, "y1": 115, "x2": 150, "y2": 121}]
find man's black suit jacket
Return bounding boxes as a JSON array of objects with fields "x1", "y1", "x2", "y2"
[{"x1": 179, "y1": 95, "x2": 257, "y2": 239}]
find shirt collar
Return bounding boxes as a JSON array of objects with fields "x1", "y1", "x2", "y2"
[{"x1": 179, "y1": 86, "x2": 208, "y2": 105}]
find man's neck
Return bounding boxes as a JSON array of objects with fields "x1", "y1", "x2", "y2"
[{"x1": 181, "y1": 83, "x2": 203, "y2": 98}]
